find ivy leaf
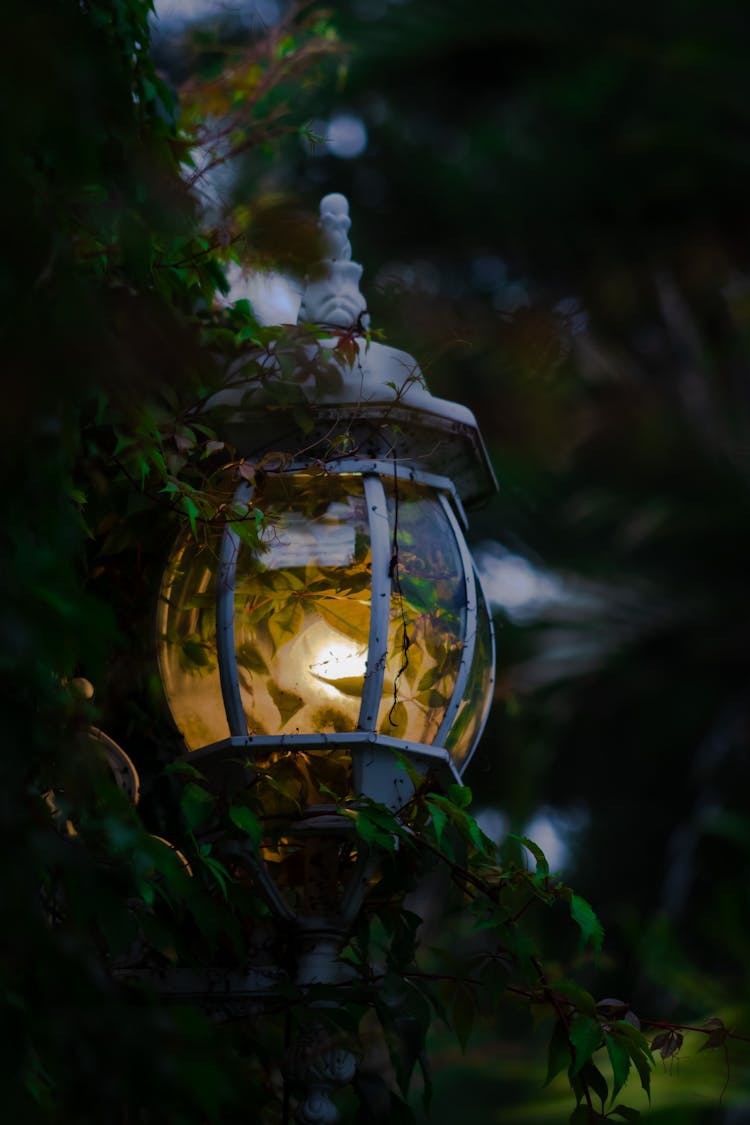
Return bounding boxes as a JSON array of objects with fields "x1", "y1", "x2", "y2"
[
  {"x1": 699, "y1": 1017, "x2": 729, "y2": 1052},
  {"x1": 232, "y1": 510, "x2": 264, "y2": 550},
  {"x1": 181, "y1": 639, "x2": 213, "y2": 669},
  {"x1": 427, "y1": 688, "x2": 448, "y2": 708},
  {"x1": 236, "y1": 642, "x2": 268, "y2": 674},
  {"x1": 651, "y1": 1030, "x2": 683, "y2": 1059},
  {"x1": 545, "y1": 1020, "x2": 571, "y2": 1086},
  {"x1": 611, "y1": 1106, "x2": 642, "y2": 1122},
  {"x1": 570, "y1": 893, "x2": 605, "y2": 952},
  {"x1": 612, "y1": 1020, "x2": 652, "y2": 1055},
  {"x1": 606, "y1": 1033, "x2": 632, "y2": 1103},
  {"x1": 317, "y1": 597, "x2": 370, "y2": 644},
  {"x1": 569, "y1": 1014, "x2": 603, "y2": 1076},
  {"x1": 267, "y1": 682, "x2": 304, "y2": 727},
  {"x1": 181, "y1": 782, "x2": 215, "y2": 830},
  {"x1": 417, "y1": 667, "x2": 441, "y2": 692},
  {"x1": 267, "y1": 598, "x2": 304, "y2": 653},
  {"x1": 427, "y1": 801, "x2": 448, "y2": 848},
  {"x1": 229, "y1": 805, "x2": 262, "y2": 847},
  {"x1": 182, "y1": 494, "x2": 200, "y2": 536},
  {"x1": 622, "y1": 1045, "x2": 652, "y2": 1101},
  {"x1": 355, "y1": 810, "x2": 395, "y2": 851},
  {"x1": 553, "y1": 980, "x2": 597, "y2": 1019},
  {"x1": 510, "y1": 834, "x2": 550, "y2": 877},
  {"x1": 402, "y1": 644, "x2": 424, "y2": 687},
  {"x1": 580, "y1": 1060, "x2": 609, "y2": 1108},
  {"x1": 445, "y1": 784, "x2": 472, "y2": 809},
  {"x1": 200, "y1": 853, "x2": 232, "y2": 900}
]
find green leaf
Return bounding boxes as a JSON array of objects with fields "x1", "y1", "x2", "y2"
[
  {"x1": 200, "y1": 854, "x2": 232, "y2": 899},
  {"x1": 417, "y1": 667, "x2": 442, "y2": 692},
  {"x1": 580, "y1": 1060, "x2": 608, "y2": 1108},
  {"x1": 182, "y1": 494, "x2": 200, "y2": 536},
  {"x1": 446, "y1": 784, "x2": 472, "y2": 808},
  {"x1": 428, "y1": 801, "x2": 448, "y2": 848},
  {"x1": 613, "y1": 1028, "x2": 652, "y2": 1102},
  {"x1": 229, "y1": 805, "x2": 262, "y2": 847},
  {"x1": 181, "y1": 782, "x2": 215, "y2": 830},
  {"x1": 612, "y1": 1021, "x2": 652, "y2": 1054},
  {"x1": 355, "y1": 811, "x2": 395, "y2": 851},
  {"x1": 606, "y1": 1034, "x2": 632, "y2": 1103},
  {"x1": 570, "y1": 893, "x2": 605, "y2": 952},
  {"x1": 317, "y1": 597, "x2": 371, "y2": 644},
  {"x1": 611, "y1": 1107, "x2": 641, "y2": 1122},
  {"x1": 552, "y1": 980, "x2": 597, "y2": 1019},
  {"x1": 181, "y1": 639, "x2": 212, "y2": 668},
  {"x1": 267, "y1": 681, "x2": 304, "y2": 727},
  {"x1": 231, "y1": 512, "x2": 264, "y2": 550},
  {"x1": 545, "y1": 1020, "x2": 571, "y2": 1086},
  {"x1": 236, "y1": 642, "x2": 268, "y2": 674},
  {"x1": 385, "y1": 700, "x2": 409, "y2": 737},
  {"x1": 267, "y1": 598, "x2": 304, "y2": 653},
  {"x1": 510, "y1": 834, "x2": 550, "y2": 877},
  {"x1": 569, "y1": 1014, "x2": 603, "y2": 1076}
]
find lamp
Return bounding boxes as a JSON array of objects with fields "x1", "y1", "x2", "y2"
[{"x1": 156, "y1": 193, "x2": 497, "y2": 812}]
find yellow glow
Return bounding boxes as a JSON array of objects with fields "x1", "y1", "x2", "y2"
[{"x1": 309, "y1": 640, "x2": 368, "y2": 693}]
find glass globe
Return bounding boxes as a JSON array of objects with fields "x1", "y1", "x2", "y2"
[{"x1": 157, "y1": 468, "x2": 493, "y2": 780}]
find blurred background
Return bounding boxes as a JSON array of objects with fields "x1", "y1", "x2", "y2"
[{"x1": 146, "y1": 0, "x2": 750, "y2": 1118}]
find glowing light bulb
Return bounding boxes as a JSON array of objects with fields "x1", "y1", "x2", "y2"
[{"x1": 309, "y1": 641, "x2": 368, "y2": 696}]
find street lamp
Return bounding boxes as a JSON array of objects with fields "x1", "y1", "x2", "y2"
[
  {"x1": 122, "y1": 194, "x2": 497, "y2": 1123},
  {"x1": 157, "y1": 193, "x2": 497, "y2": 812}
]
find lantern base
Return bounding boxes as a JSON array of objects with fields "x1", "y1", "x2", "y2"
[{"x1": 185, "y1": 730, "x2": 462, "y2": 811}]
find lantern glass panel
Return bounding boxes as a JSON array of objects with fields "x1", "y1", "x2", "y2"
[
  {"x1": 157, "y1": 539, "x2": 229, "y2": 750},
  {"x1": 377, "y1": 481, "x2": 466, "y2": 743},
  {"x1": 158, "y1": 469, "x2": 492, "y2": 771},
  {"x1": 158, "y1": 473, "x2": 371, "y2": 751},
  {"x1": 232, "y1": 473, "x2": 371, "y2": 739},
  {"x1": 445, "y1": 572, "x2": 494, "y2": 764}
]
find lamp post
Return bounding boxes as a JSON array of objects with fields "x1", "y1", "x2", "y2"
[{"x1": 120, "y1": 194, "x2": 497, "y2": 1122}]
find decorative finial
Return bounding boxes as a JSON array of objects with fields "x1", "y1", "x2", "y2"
[{"x1": 298, "y1": 193, "x2": 370, "y2": 330}]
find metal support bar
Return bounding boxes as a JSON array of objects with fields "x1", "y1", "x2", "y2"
[
  {"x1": 352, "y1": 474, "x2": 392, "y2": 799},
  {"x1": 216, "y1": 482, "x2": 252, "y2": 736},
  {"x1": 281, "y1": 459, "x2": 469, "y2": 530},
  {"x1": 189, "y1": 731, "x2": 460, "y2": 773},
  {"x1": 358, "y1": 474, "x2": 391, "y2": 733}
]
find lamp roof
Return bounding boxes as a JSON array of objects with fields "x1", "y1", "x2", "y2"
[{"x1": 207, "y1": 194, "x2": 498, "y2": 507}]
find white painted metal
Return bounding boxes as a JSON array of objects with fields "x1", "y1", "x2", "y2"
[
  {"x1": 205, "y1": 194, "x2": 498, "y2": 508},
  {"x1": 298, "y1": 193, "x2": 370, "y2": 330},
  {"x1": 216, "y1": 485, "x2": 250, "y2": 737},
  {"x1": 290, "y1": 458, "x2": 469, "y2": 530},
  {"x1": 357, "y1": 474, "x2": 391, "y2": 734}
]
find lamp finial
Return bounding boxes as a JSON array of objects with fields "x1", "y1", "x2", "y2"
[{"x1": 298, "y1": 193, "x2": 370, "y2": 330}]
